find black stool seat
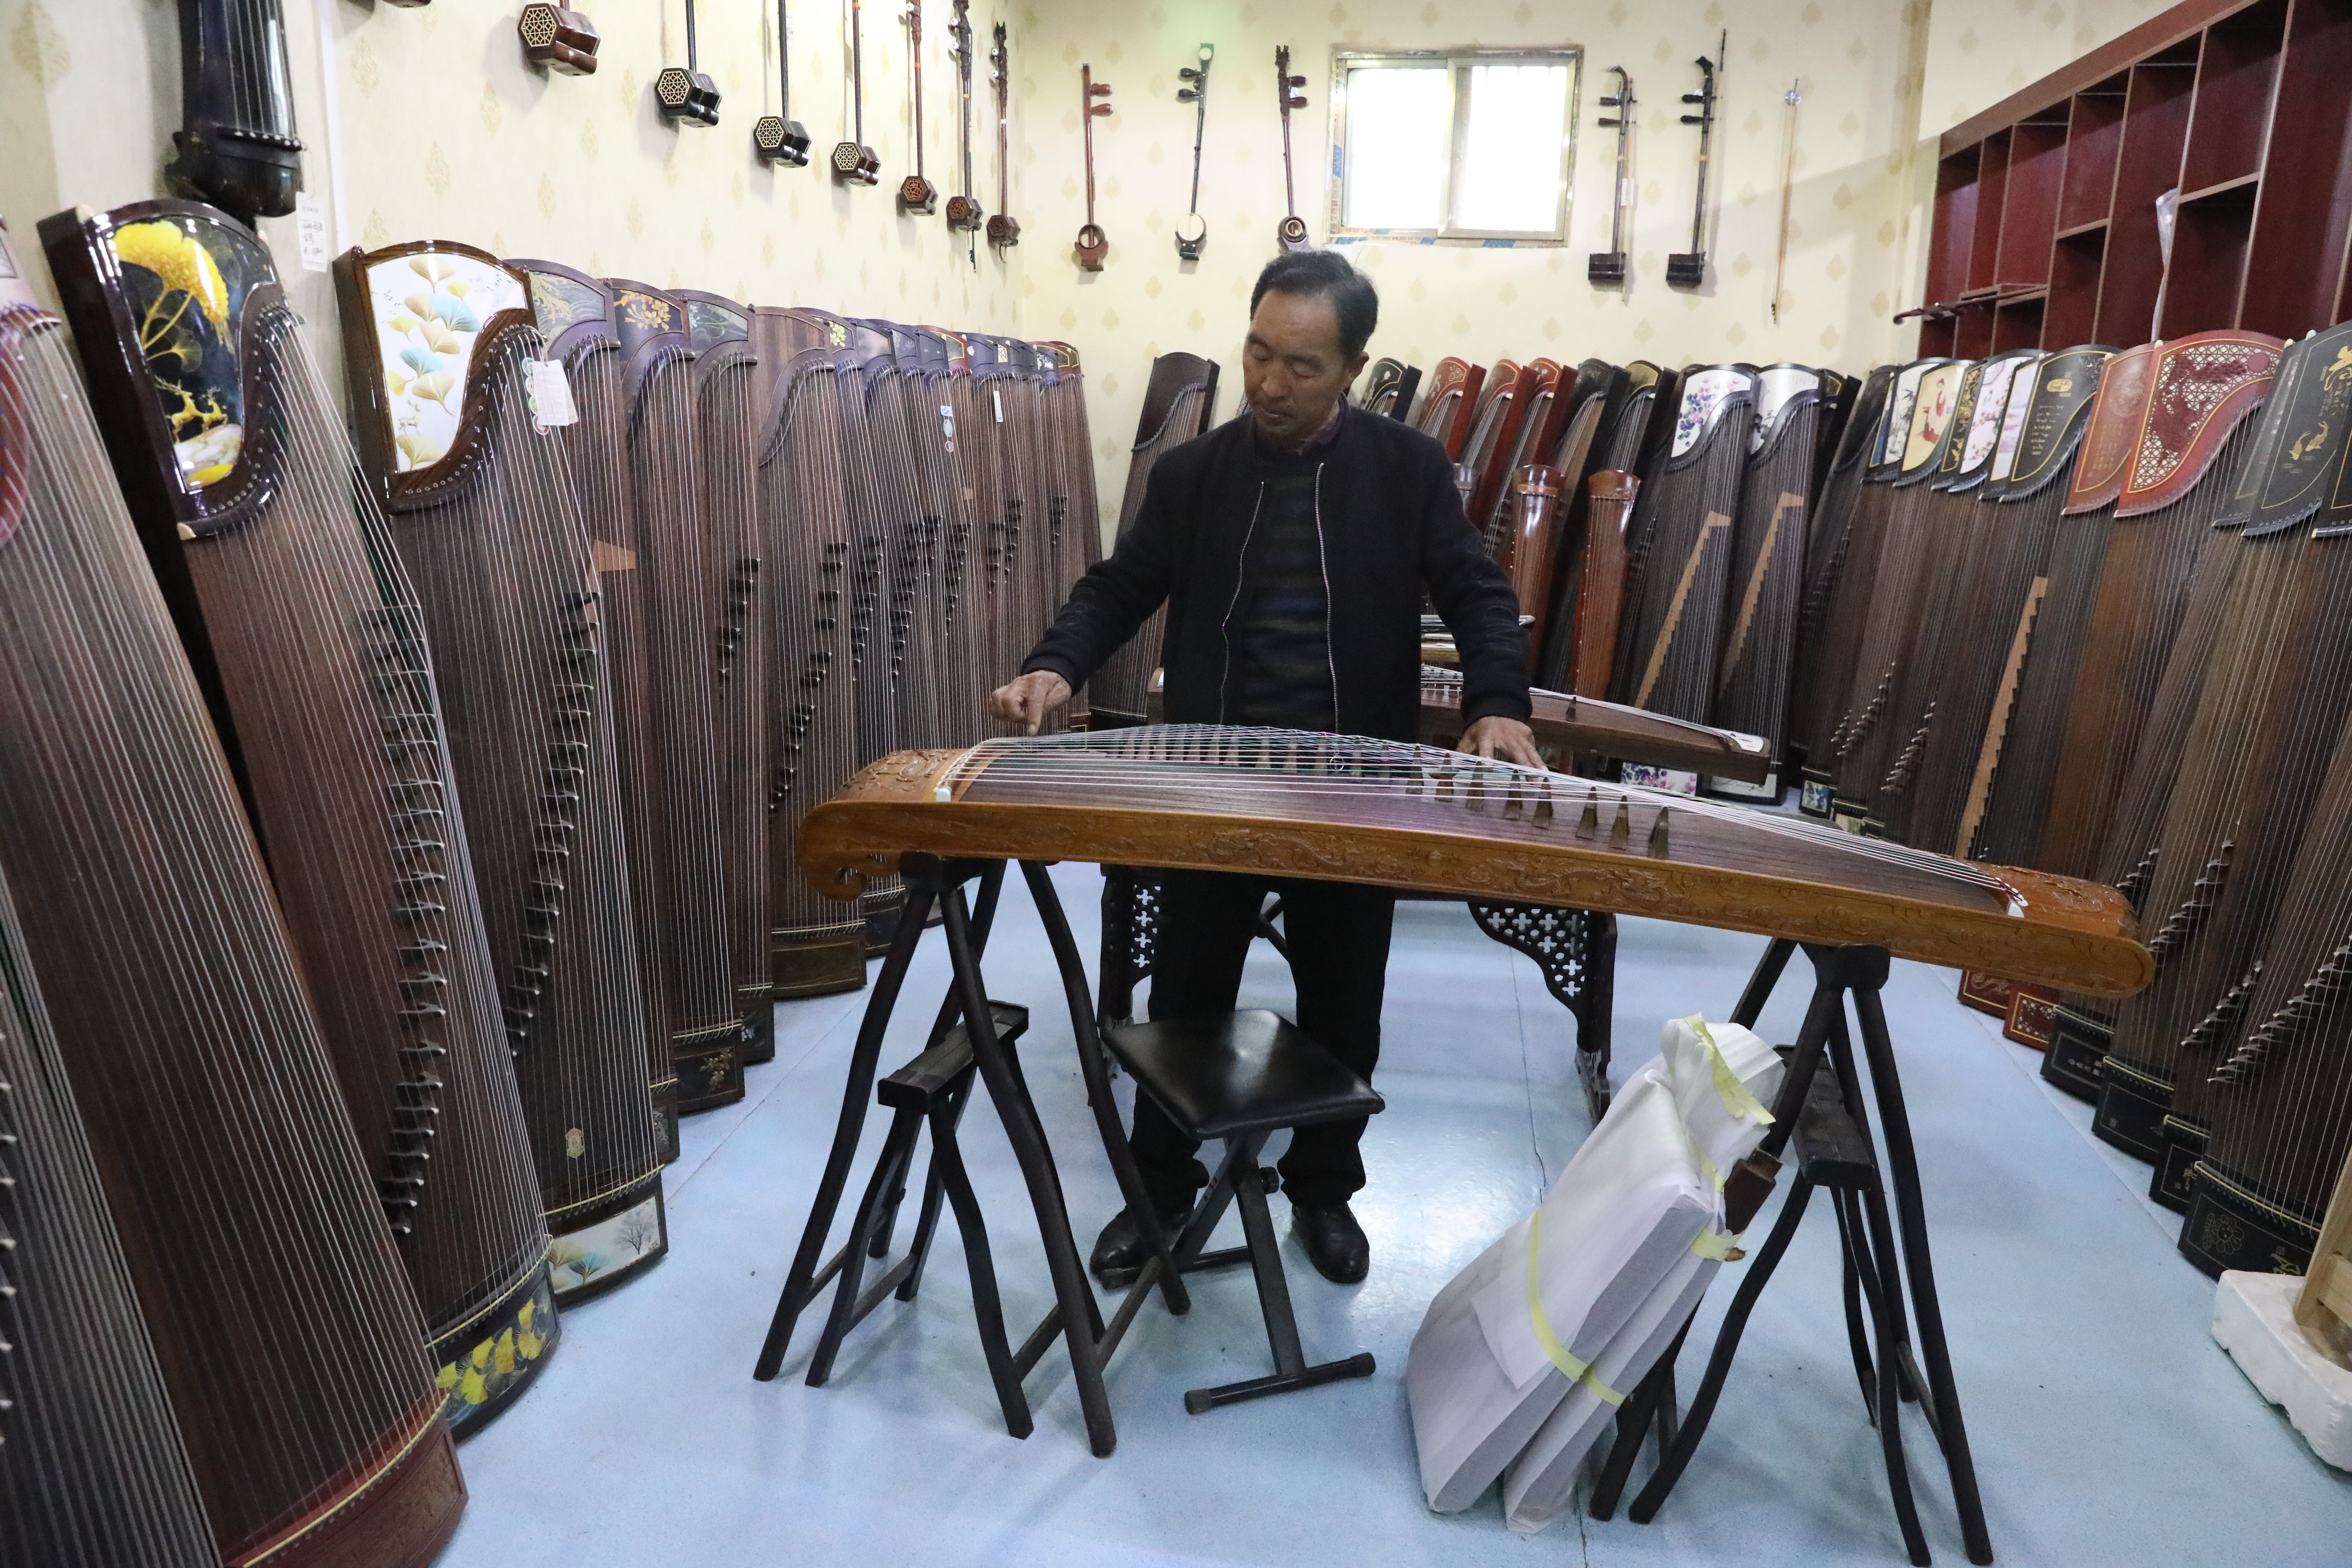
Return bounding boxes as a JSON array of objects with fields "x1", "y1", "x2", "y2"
[{"x1": 1103, "y1": 1009, "x2": 1383, "y2": 1139}]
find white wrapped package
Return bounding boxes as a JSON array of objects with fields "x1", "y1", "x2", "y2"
[{"x1": 1406, "y1": 1016, "x2": 1784, "y2": 1520}]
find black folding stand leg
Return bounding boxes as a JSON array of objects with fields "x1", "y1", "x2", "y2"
[
  {"x1": 1588, "y1": 1316, "x2": 1690, "y2": 1520},
  {"x1": 918, "y1": 1075, "x2": 1035, "y2": 1440},
  {"x1": 804, "y1": 1113, "x2": 923, "y2": 1387}
]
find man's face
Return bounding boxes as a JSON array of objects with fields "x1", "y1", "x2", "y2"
[{"x1": 1242, "y1": 290, "x2": 1370, "y2": 448}]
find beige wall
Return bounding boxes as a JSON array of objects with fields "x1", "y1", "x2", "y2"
[
  {"x1": 1015, "y1": 0, "x2": 1937, "y2": 507},
  {"x1": 1920, "y1": 0, "x2": 2182, "y2": 136}
]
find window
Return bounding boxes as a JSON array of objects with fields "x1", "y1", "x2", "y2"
[{"x1": 1330, "y1": 49, "x2": 1581, "y2": 244}]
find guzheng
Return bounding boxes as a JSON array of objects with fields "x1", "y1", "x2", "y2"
[
  {"x1": 3, "y1": 215, "x2": 465, "y2": 1564},
  {"x1": 1612, "y1": 364, "x2": 1757, "y2": 722},
  {"x1": 164, "y1": 0, "x2": 305, "y2": 223},
  {"x1": 1458, "y1": 359, "x2": 1544, "y2": 555},
  {"x1": 1560, "y1": 470, "x2": 1639, "y2": 699},
  {"x1": 336, "y1": 240, "x2": 670, "y2": 1300},
  {"x1": 1419, "y1": 665, "x2": 1770, "y2": 781},
  {"x1": 1711, "y1": 362, "x2": 1825, "y2": 787},
  {"x1": 1534, "y1": 362, "x2": 1633, "y2": 691},
  {"x1": 599, "y1": 276, "x2": 746, "y2": 1110},
  {"x1": 679, "y1": 290, "x2": 778, "y2": 1060},
  {"x1": 1489, "y1": 462, "x2": 1567, "y2": 652},
  {"x1": 1414, "y1": 357, "x2": 1486, "y2": 461},
  {"x1": 1084, "y1": 350, "x2": 1219, "y2": 724},
  {"x1": 800, "y1": 728, "x2": 2152, "y2": 997},
  {"x1": 44, "y1": 199, "x2": 556, "y2": 1432},
  {"x1": 1035, "y1": 340, "x2": 1103, "y2": 716}
]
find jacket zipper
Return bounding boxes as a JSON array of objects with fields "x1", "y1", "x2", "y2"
[
  {"x1": 1312, "y1": 462, "x2": 1338, "y2": 725},
  {"x1": 1217, "y1": 482, "x2": 1268, "y2": 722}
]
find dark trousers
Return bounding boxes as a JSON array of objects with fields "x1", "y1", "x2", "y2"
[{"x1": 1133, "y1": 869, "x2": 1398, "y2": 1212}]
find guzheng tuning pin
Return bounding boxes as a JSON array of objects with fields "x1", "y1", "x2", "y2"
[{"x1": 1648, "y1": 807, "x2": 1671, "y2": 857}]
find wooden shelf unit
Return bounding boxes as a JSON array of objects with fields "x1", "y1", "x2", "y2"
[{"x1": 1914, "y1": 0, "x2": 2352, "y2": 355}]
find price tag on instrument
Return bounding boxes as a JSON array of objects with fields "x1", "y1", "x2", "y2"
[
  {"x1": 528, "y1": 359, "x2": 580, "y2": 431},
  {"x1": 992, "y1": 388, "x2": 1004, "y2": 422},
  {"x1": 941, "y1": 402, "x2": 956, "y2": 451},
  {"x1": 294, "y1": 192, "x2": 332, "y2": 273}
]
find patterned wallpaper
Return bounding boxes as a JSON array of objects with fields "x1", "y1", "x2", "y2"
[
  {"x1": 1920, "y1": 0, "x2": 2183, "y2": 135},
  {"x1": 1013, "y1": 0, "x2": 1939, "y2": 510}
]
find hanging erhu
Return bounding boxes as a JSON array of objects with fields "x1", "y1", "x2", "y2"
[
  {"x1": 657, "y1": 0, "x2": 723, "y2": 127},
  {"x1": 944, "y1": 1, "x2": 984, "y2": 229},
  {"x1": 1589, "y1": 65, "x2": 1634, "y2": 286},
  {"x1": 1274, "y1": 44, "x2": 1312, "y2": 252},
  {"x1": 1175, "y1": 43, "x2": 1214, "y2": 259},
  {"x1": 1665, "y1": 34, "x2": 1720, "y2": 288},
  {"x1": 1076, "y1": 65, "x2": 1114, "y2": 270},
  {"x1": 754, "y1": 0, "x2": 813, "y2": 165},
  {"x1": 986, "y1": 23, "x2": 1021, "y2": 246},
  {"x1": 833, "y1": 0, "x2": 883, "y2": 183},
  {"x1": 519, "y1": 5, "x2": 602, "y2": 75},
  {"x1": 899, "y1": 2, "x2": 939, "y2": 212}
]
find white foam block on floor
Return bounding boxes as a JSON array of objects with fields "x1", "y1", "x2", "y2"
[{"x1": 2212, "y1": 1270, "x2": 2352, "y2": 1470}]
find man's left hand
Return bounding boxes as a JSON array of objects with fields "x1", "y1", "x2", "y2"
[{"x1": 1459, "y1": 716, "x2": 1544, "y2": 769}]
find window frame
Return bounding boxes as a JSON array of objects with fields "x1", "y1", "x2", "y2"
[{"x1": 1326, "y1": 47, "x2": 1584, "y2": 245}]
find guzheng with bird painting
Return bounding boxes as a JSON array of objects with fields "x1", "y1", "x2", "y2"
[
  {"x1": 600, "y1": 276, "x2": 747, "y2": 1111},
  {"x1": 802, "y1": 728, "x2": 2150, "y2": 996},
  {"x1": 4, "y1": 213, "x2": 467, "y2": 1564},
  {"x1": 335, "y1": 240, "x2": 670, "y2": 1300},
  {"x1": 1077, "y1": 350, "x2": 1220, "y2": 726},
  {"x1": 678, "y1": 290, "x2": 778, "y2": 1061},
  {"x1": 44, "y1": 199, "x2": 556, "y2": 1432},
  {"x1": 1710, "y1": 362, "x2": 1824, "y2": 793}
]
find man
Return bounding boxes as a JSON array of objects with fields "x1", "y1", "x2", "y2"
[{"x1": 988, "y1": 251, "x2": 1538, "y2": 1286}]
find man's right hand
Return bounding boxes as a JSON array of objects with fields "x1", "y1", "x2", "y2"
[{"x1": 988, "y1": 670, "x2": 1073, "y2": 735}]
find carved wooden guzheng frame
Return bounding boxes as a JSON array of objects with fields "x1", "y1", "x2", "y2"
[
  {"x1": 8, "y1": 212, "x2": 465, "y2": 1565},
  {"x1": 600, "y1": 276, "x2": 747, "y2": 1110},
  {"x1": 335, "y1": 240, "x2": 670, "y2": 1301},
  {"x1": 45, "y1": 198, "x2": 556, "y2": 1434},
  {"x1": 766, "y1": 726, "x2": 2144, "y2": 1558}
]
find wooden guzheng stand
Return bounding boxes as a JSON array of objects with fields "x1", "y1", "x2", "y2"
[
  {"x1": 762, "y1": 726, "x2": 2149, "y2": 1562},
  {"x1": 5, "y1": 213, "x2": 464, "y2": 1566}
]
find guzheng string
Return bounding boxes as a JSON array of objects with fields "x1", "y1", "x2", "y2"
[{"x1": 1, "y1": 249, "x2": 459, "y2": 1564}]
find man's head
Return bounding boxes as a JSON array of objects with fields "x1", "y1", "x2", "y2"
[{"x1": 1243, "y1": 250, "x2": 1376, "y2": 449}]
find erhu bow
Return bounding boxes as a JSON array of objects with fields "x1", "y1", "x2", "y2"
[
  {"x1": 944, "y1": 0, "x2": 984, "y2": 229},
  {"x1": 754, "y1": 0, "x2": 812, "y2": 164},
  {"x1": 1076, "y1": 65, "x2": 1114, "y2": 270},
  {"x1": 1589, "y1": 65, "x2": 1633, "y2": 285},
  {"x1": 899, "y1": 3, "x2": 938, "y2": 210},
  {"x1": 165, "y1": 0, "x2": 306, "y2": 224},
  {"x1": 832, "y1": 0, "x2": 882, "y2": 183},
  {"x1": 1274, "y1": 44, "x2": 1311, "y2": 252},
  {"x1": 986, "y1": 23, "x2": 1021, "y2": 247},
  {"x1": 1175, "y1": 43, "x2": 1213, "y2": 260},
  {"x1": 656, "y1": 0, "x2": 722, "y2": 127},
  {"x1": 1666, "y1": 32, "x2": 1722, "y2": 288}
]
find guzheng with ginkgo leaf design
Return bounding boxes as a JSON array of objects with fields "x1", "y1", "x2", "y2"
[
  {"x1": 45, "y1": 198, "x2": 556, "y2": 1433},
  {"x1": 336, "y1": 239, "x2": 670, "y2": 1302}
]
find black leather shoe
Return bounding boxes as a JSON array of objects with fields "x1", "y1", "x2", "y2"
[
  {"x1": 1292, "y1": 1201, "x2": 1369, "y2": 1284},
  {"x1": 1090, "y1": 1203, "x2": 1192, "y2": 1287}
]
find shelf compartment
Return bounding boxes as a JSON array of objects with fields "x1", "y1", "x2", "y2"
[
  {"x1": 2059, "y1": 91, "x2": 2128, "y2": 232},
  {"x1": 1925, "y1": 146, "x2": 1983, "y2": 311},
  {"x1": 1994, "y1": 295, "x2": 2048, "y2": 354},
  {"x1": 1967, "y1": 131, "x2": 2013, "y2": 295},
  {"x1": 2179, "y1": 0, "x2": 2286, "y2": 192},
  {"x1": 2046, "y1": 227, "x2": 2107, "y2": 347},
  {"x1": 2095, "y1": 60, "x2": 2198, "y2": 347},
  {"x1": 2241, "y1": 0, "x2": 2352, "y2": 337},
  {"x1": 1953, "y1": 297, "x2": 1998, "y2": 359},
  {"x1": 1999, "y1": 121, "x2": 2070, "y2": 290},
  {"x1": 2157, "y1": 175, "x2": 2257, "y2": 335}
]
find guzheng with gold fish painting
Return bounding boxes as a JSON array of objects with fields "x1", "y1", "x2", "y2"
[
  {"x1": 4, "y1": 212, "x2": 466, "y2": 1565},
  {"x1": 1084, "y1": 350, "x2": 1220, "y2": 725},
  {"x1": 44, "y1": 199, "x2": 555, "y2": 1432},
  {"x1": 803, "y1": 727, "x2": 2152, "y2": 997},
  {"x1": 335, "y1": 240, "x2": 670, "y2": 1302}
]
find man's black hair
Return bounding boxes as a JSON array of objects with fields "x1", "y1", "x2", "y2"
[{"x1": 1249, "y1": 250, "x2": 1378, "y2": 360}]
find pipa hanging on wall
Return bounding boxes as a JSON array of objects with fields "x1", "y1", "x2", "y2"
[
  {"x1": 335, "y1": 239, "x2": 670, "y2": 1300},
  {"x1": 164, "y1": 0, "x2": 305, "y2": 224},
  {"x1": 658, "y1": 0, "x2": 723, "y2": 127},
  {"x1": 1084, "y1": 352, "x2": 1220, "y2": 726},
  {"x1": 1708, "y1": 362, "x2": 1824, "y2": 799},
  {"x1": 0, "y1": 219, "x2": 467, "y2": 1568},
  {"x1": 755, "y1": 0, "x2": 813, "y2": 164},
  {"x1": 596, "y1": 275, "x2": 748, "y2": 1112},
  {"x1": 1075, "y1": 65, "x2": 1114, "y2": 269},
  {"x1": 43, "y1": 198, "x2": 556, "y2": 1435},
  {"x1": 519, "y1": 4, "x2": 601, "y2": 75}
]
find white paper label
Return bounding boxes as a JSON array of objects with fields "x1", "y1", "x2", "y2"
[
  {"x1": 0, "y1": 219, "x2": 31, "y2": 309},
  {"x1": 528, "y1": 359, "x2": 580, "y2": 430},
  {"x1": 992, "y1": 389, "x2": 1004, "y2": 422},
  {"x1": 294, "y1": 192, "x2": 331, "y2": 273}
]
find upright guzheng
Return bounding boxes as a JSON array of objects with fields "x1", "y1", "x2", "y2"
[
  {"x1": 599, "y1": 275, "x2": 746, "y2": 1111},
  {"x1": 837, "y1": 313, "x2": 916, "y2": 948},
  {"x1": 335, "y1": 240, "x2": 670, "y2": 1301},
  {"x1": 45, "y1": 199, "x2": 555, "y2": 1431},
  {"x1": 1710, "y1": 362, "x2": 1825, "y2": 793},
  {"x1": 3, "y1": 215, "x2": 464, "y2": 1565},
  {"x1": 1783, "y1": 364, "x2": 1892, "y2": 800},
  {"x1": 1078, "y1": 350, "x2": 1220, "y2": 725},
  {"x1": 679, "y1": 289, "x2": 779, "y2": 1060}
]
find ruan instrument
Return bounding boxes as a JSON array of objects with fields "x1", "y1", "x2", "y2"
[
  {"x1": 1590, "y1": 65, "x2": 1634, "y2": 285},
  {"x1": 944, "y1": 0, "x2": 982, "y2": 227},
  {"x1": 986, "y1": 24, "x2": 1020, "y2": 246},
  {"x1": 899, "y1": 3, "x2": 938, "y2": 212},
  {"x1": 754, "y1": 0, "x2": 812, "y2": 165},
  {"x1": 164, "y1": 0, "x2": 306, "y2": 224},
  {"x1": 1175, "y1": 43, "x2": 1213, "y2": 259},
  {"x1": 0, "y1": 215, "x2": 464, "y2": 1568},
  {"x1": 335, "y1": 239, "x2": 672, "y2": 1299},
  {"x1": 519, "y1": 5, "x2": 601, "y2": 75},
  {"x1": 657, "y1": 0, "x2": 723, "y2": 127},
  {"x1": 1665, "y1": 34, "x2": 1721, "y2": 289},
  {"x1": 832, "y1": 0, "x2": 882, "y2": 183},
  {"x1": 1076, "y1": 65, "x2": 1113, "y2": 270},
  {"x1": 1274, "y1": 44, "x2": 1312, "y2": 252},
  {"x1": 45, "y1": 198, "x2": 560, "y2": 1435}
]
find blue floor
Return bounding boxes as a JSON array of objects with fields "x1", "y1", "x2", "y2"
[{"x1": 442, "y1": 864, "x2": 2352, "y2": 1566}]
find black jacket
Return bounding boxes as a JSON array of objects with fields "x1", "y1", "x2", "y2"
[{"x1": 1023, "y1": 406, "x2": 1532, "y2": 743}]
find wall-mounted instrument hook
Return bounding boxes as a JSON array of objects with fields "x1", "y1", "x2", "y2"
[
  {"x1": 1076, "y1": 64, "x2": 1114, "y2": 271},
  {"x1": 1274, "y1": 44, "x2": 1311, "y2": 252},
  {"x1": 1666, "y1": 30, "x2": 1722, "y2": 288},
  {"x1": 832, "y1": 0, "x2": 883, "y2": 183},
  {"x1": 1175, "y1": 42, "x2": 1213, "y2": 260},
  {"x1": 1590, "y1": 64, "x2": 1634, "y2": 286},
  {"x1": 657, "y1": 0, "x2": 723, "y2": 127},
  {"x1": 755, "y1": 0, "x2": 812, "y2": 163},
  {"x1": 986, "y1": 22, "x2": 1021, "y2": 246},
  {"x1": 898, "y1": 1, "x2": 939, "y2": 211},
  {"x1": 519, "y1": 6, "x2": 601, "y2": 76}
]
